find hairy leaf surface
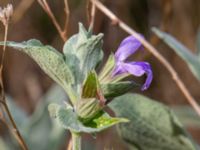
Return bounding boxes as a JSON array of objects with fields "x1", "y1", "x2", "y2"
[{"x1": 109, "y1": 93, "x2": 197, "y2": 150}]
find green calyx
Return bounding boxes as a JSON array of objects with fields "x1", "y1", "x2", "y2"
[
  {"x1": 76, "y1": 98, "x2": 102, "y2": 123},
  {"x1": 75, "y1": 71, "x2": 105, "y2": 122}
]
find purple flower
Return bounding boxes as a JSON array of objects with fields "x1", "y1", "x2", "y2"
[{"x1": 112, "y1": 35, "x2": 153, "y2": 91}]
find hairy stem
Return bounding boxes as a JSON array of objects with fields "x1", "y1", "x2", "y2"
[{"x1": 72, "y1": 132, "x2": 81, "y2": 150}]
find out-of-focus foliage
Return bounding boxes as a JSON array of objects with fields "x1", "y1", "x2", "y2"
[
  {"x1": 1, "y1": 85, "x2": 200, "y2": 150},
  {"x1": 109, "y1": 93, "x2": 198, "y2": 150},
  {"x1": 172, "y1": 106, "x2": 200, "y2": 128},
  {"x1": 152, "y1": 28, "x2": 200, "y2": 81},
  {"x1": 1, "y1": 85, "x2": 68, "y2": 150}
]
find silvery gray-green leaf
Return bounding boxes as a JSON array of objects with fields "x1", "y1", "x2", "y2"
[
  {"x1": 0, "y1": 40, "x2": 76, "y2": 102},
  {"x1": 63, "y1": 23, "x2": 104, "y2": 85},
  {"x1": 49, "y1": 104, "x2": 128, "y2": 133},
  {"x1": 152, "y1": 27, "x2": 200, "y2": 81},
  {"x1": 109, "y1": 93, "x2": 198, "y2": 150}
]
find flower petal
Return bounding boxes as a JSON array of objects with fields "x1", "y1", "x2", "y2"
[
  {"x1": 112, "y1": 63, "x2": 126, "y2": 75},
  {"x1": 115, "y1": 35, "x2": 144, "y2": 61},
  {"x1": 122, "y1": 62, "x2": 153, "y2": 90}
]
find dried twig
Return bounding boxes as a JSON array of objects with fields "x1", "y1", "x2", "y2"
[
  {"x1": 0, "y1": 100, "x2": 29, "y2": 150},
  {"x1": 0, "y1": 4, "x2": 29, "y2": 150},
  {"x1": 38, "y1": 0, "x2": 65, "y2": 41},
  {"x1": 86, "y1": 0, "x2": 91, "y2": 25},
  {"x1": 89, "y1": 2, "x2": 96, "y2": 29},
  {"x1": 63, "y1": 0, "x2": 70, "y2": 37},
  {"x1": 91, "y1": 0, "x2": 200, "y2": 116},
  {"x1": 37, "y1": 0, "x2": 70, "y2": 41},
  {"x1": 0, "y1": 24, "x2": 8, "y2": 72}
]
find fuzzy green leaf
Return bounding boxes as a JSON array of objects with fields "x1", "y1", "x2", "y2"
[
  {"x1": 49, "y1": 104, "x2": 128, "y2": 133},
  {"x1": 152, "y1": 28, "x2": 200, "y2": 81},
  {"x1": 63, "y1": 23, "x2": 104, "y2": 85},
  {"x1": 109, "y1": 93, "x2": 198, "y2": 150},
  {"x1": 0, "y1": 40, "x2": 76, "y2": 101}
]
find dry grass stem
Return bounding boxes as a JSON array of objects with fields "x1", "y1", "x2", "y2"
[
  {"x1": 91, "y1": 0, "x2": 200, "y2": 116},
  {"x1": 0, "y1": 100, "x2": 29, "y2": 150},
  {"x1": 86, "y1": 0, "x2": 91, "y2": 25},
  {"x1": 0, "y1": 4, "x2": 29, "y2": 150},
  {"x1": 37, "y1": 0, "x2": 70, "y2": 41},
  {"x1": 0, "y1": 25, "x2": 8, "y2": 72},
  {"x1": 89, "y1": 2, "x2": 96, "y2": 29},
  {"x1": 63, "y1": 0, "x2": 70, "y2": 37}
]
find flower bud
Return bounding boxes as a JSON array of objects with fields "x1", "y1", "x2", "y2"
[{"x1": 76, "y1": 98, "x2": 102, "y2": 122}]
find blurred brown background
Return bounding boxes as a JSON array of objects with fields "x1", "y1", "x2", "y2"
[{"x1": 0, "y1": 0, "x2": 200, "y2": 149}]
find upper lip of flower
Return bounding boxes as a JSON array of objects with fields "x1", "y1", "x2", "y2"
[{"x1": 112, "y1": 35, "x2": 153, "y2": 91}]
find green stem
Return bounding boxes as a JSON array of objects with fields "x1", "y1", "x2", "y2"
[{"x1": 72, "y1": 132, "x2": 81, "y2": 150}]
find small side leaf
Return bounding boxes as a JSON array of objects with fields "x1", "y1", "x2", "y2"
[
  {"x1": 101, "y1": 81, "x2": 139, "y2": 98},
  {"x1": 84, "y1": 111, "x2": 129, "y2": 129},
  {"x1": 109, "y1": 93, "x2": 197, "y2": 150},
  {"x1": 152, "y1": 27, "x2": 200, "y2": 81},
  {"x1": 50, "y1": 104, "x2": 128, "y2": 133}
]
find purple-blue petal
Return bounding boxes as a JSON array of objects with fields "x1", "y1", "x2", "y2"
[
  {"x1": 122, "y1": 61, "x2": 153, "y2": 90},
  {"x1": 115, "y1": 35, "x2": 144, "y2": 61},
  {"x1": 112, "y1": 63, "x2": 126, "y2": 75}
]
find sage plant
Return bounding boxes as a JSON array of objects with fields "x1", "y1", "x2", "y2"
[{"x1": 0, "y1": 23, "x2": 152, "y2": 150}]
